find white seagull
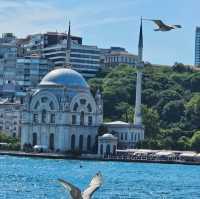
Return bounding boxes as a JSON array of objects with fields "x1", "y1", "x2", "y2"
[
  {"x1": 58, "y1": 172, "x2": 103, "y2": 199},
  {"x1": 143, "y1": 19, "x2": 182, "y2": 31}
]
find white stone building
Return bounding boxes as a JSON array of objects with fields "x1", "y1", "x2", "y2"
[
  {"x1": 105, "y1": 121, "x2": 144, "y2": 148},
  {"x1": 21, "y1": 68, "x2": 103, "y2": 152},
  {"x1": 0, "y1": 100, "x2": 22, "y2": 138}
]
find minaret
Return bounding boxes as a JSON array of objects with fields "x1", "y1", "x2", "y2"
[
  {"x1": 64, "y1": 21, "x2": 71, "y2": 68},
  {"x1": 134, "y1": 18, "x2": 143, "y2": 126}
]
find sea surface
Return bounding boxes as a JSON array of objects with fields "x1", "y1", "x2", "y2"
[{"x1": 0, "y1": 155, "x2": 200, "y2": 199}]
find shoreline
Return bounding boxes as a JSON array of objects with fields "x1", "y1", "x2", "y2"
[{"x1": 1, "y1": 150, "x2": 200, "y2": 166}]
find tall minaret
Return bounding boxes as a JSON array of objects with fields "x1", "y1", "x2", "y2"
[
  {"x1": 64, "y1": 21, "x2": 71, "y2": 68},
  {"x1": 134, "y1": 18, "x2": 143, "y2": 126}
]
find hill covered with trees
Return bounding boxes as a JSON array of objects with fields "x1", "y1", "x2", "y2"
[{"x1": 89, "y1": 63, "x2": 200, "y2": 151}]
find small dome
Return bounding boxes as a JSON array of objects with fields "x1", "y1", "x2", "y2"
[
  {"x1": 40, "y1": 68, "x2": 89, "y2": 88},
  {"x1": 101, "y1": 133, "x2": 117, "y2": 139}
]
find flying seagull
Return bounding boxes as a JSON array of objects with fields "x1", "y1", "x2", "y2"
[
  {"x1": 58, "y1": 172, "x2": 103, "y2": 199},
  {"x1": 143, "y1": 19, "x2": 182, "y2": 31}
]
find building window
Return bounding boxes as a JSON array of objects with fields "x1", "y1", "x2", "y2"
[
  {"x1": 121, "y1": 133, "x2": 123, "y2": 140},
  {"x1": 42, "y1": 110, "x2": 47, "y2": 123},
  {"x1": 79, "y1": 135, "x2": 83, "y2": 152},
  {"x1": 33, "y1": 113, "x2": 38, "y2": 123},
  {"x1": 72, "y1": 115, "x2": 76, "y2": 125},
  {"x1": 88, "y1": 116, "x2": 92, "y2": 126},
  {"x1": 100, "y1": 144, "x2": 103, "y2": 155},
  {"x1": 32, "y1": 133, "x2": 37, "y2": 146},
  {"x1": 71, "y1": 135, "x2": 75, "y2": 151},
  {"x1": 80, "y1": 99, "x2": 86, "y2": 105},
  {"x1": 50, "y1": 114, "x2": 55, "y2": 123},
  {"x1": 49, "y1": 133, "x2": 54, "y2": 150},
  {"x1": 73, "y1": 103, "x2": 78, "y2": 111},
  {"x1": 87, "y1": 135, "x2": 91, "y2": 151},
  {"x1": 80, "y1": 111, "x2": 84, "y2": 125},
  {"x1": 87, "y1": 104, "x2": 92, "y2": 112},
  {"x1": 34, "y1": 101, "x2": 40, "y2": 110},
  {"x1": 125, "y1": 133, "x2": 128, "y2": 140},
  {"x1": 49, "y1": 101, "x2": 55, "y2": 110},
  {"x1": 106, "y1": 144, "x2": 110, "y2": 155},
  {"x1": 41, "y1": 97, "x2": 48, "y2": 103}
]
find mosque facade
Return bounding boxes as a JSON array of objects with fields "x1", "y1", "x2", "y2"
[{"x1": 21, "y1": 68, "x2": 103, "y2": 153}]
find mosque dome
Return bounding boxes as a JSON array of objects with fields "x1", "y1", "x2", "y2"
[{"x1": 39, "y1": 68, "x2": 89, "y2": 88}]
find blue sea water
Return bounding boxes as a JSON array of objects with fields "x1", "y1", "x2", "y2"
[{"x1": 0, "y1": 155, "x2": 200, "y2": 199}]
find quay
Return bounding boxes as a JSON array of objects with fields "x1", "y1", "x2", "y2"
[{"x1": 1, "y1": 149, "x2": 200, "y2": 165}]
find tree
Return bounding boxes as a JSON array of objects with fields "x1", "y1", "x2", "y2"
[
  {"x1": 161, "y1": 100, "x2": 185, "y2": 123},
  {"x1": 142, "y1": 106, "x2": 160, "y2": 138},
  {"x1": 190, "y1": 131, "x2": 200, "y2": 152}
]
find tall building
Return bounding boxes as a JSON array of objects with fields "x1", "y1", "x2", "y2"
[
  {"x1": 195, "y1": 27, "x2": 200, "y2": 66},
  {"x1": 16, "y1": 56, "x2": 53, "y2": 90},
  {"x1": 0, "y1": 43, "x2": 17, "y2": 97}
]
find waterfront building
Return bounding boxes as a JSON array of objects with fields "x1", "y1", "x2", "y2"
[
  {"x1": 0, "y1": 100, "x2": 21, "y2": 138},
  {"x1": 21, "y1": 68, "x2": 103, "y2": 152},
  {"x1": 195, "y1": 27, "x2": 200, "y2": 66},
  {"x1": 104, "y1": 121, "x2": 144, "y2": 149},
  {"x1": 101, "y1": 47, "x2": 138, "y2": 69},
  {"x1": 98, "y1": 133, "x2": 118, "y2": 155}
]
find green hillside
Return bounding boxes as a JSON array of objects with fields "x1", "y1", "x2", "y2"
[{"x1": 89, "y1": 63, "x2": 200, "y2": 151}]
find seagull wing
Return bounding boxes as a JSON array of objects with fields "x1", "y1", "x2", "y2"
[
  {"x1": 82, "y1": 172, "x2": 103, "y2": 199},
  {"x1": 58, "y1": 179, "x2": 82, "y2": 199},
  {"x1": 171, "y1": 25, "x2": 182, "y2": 28},
  {"x1": 152, "y1": 20, "x2": 167, "y2": 28}
]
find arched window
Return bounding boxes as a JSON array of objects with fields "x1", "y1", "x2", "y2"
[
  {"x1": 125, "y1": 133, "x2": 128, "y2": 140},
  {"x1": 34, "y1": 101, "x2": 40, "y2": 110},
  {"x1": 79, "y1": 135, "x2": 83, "y2": 152},
  {"x1": 100, "y1": 144, "x2": 103, "y2": 155},
  {"x1": 113, "y1": 145, "x2": 116, "y2": 155},
  {"x1": 49, "y1": 101, "x2": 55, "y2": 110},
  {"x1": 135, "y1": 133, "x2": 137, "y2": 141},
  {"x1": 42, "y1": 110, "x2": 47, "y2": 123},
  {"x1": 106, "y1": 144, "x2": 110, "y2": 155},
  {"x1": 49, "y1": 133, "x2": 54, "y2": 150},
  {"x1": 88, "y1": 116, "x2": 92, "y2": 126},
  {"x1": 121, "y1": 133, "x2": 123, "y2": 140},
  {"x1": 87, "y1": 135, "x2": 91, "y2": 151},
  {"x1": 50, "y1": 114, "x2": 55, "y2": 123},
  {"x1": 32, "y1": 133, "x2": 37, "y2": 146},
  {"x1": 87, "y1": 104, "x2": 92, "y2": 112},
  {"x1": 73, "y1": 103, "x2": 78, "y2": 111},
  {"x1": 71, "y1": 135, "x2": 75, "y2": 151},
  {"x1": 131, "y1": 133, "x2": 133, "y2": 141},
  {"x1": 72, "y1": 115, "x2": 76, "y2": 125},
  {"x1": 80, "y1": 111, "x2": 84, "y2": 125}
]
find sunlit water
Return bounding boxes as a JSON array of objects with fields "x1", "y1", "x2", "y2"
[{"x1": 0, "y1": 155, "x2": 200, "y2": 199}]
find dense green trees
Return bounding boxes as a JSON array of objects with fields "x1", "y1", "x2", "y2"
[{"x1": 89, "y1": 64, "x2": 200, "y2": 151}]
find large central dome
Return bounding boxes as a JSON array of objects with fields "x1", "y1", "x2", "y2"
[{"x1": 40, "y1": 68, "x2": 89, "y2": 88}]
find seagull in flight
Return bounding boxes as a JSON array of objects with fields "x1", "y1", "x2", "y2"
[
  {"x1": 143, "y1": 19, "x2": 182, "y2": 31},
  {"x1": 58, "y1": 172, "x2": 103, "y2": 199}
]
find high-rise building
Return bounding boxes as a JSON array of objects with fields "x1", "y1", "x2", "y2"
[
  {"x1": 195, "y1": 27, "x2": 200, "y2": 66},
  {"x1": 0, "y1": 43, "x2": 17, "y2": 97},
  {"x1": 16, "y1": 56, "x2": 53, "y2": 90}
]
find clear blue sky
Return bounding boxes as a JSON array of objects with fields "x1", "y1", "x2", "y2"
[{"x1": 0, "y1": 0, "x2": 199, "y2": 65}]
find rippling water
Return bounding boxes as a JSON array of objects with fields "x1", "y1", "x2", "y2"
[{"x1": 0, "y1": 155, "x2": 200, "y2": 198}]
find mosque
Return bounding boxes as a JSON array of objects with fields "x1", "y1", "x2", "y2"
[{"x1": 20, "y1": 22, "x2": 144, "y2": 155}]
